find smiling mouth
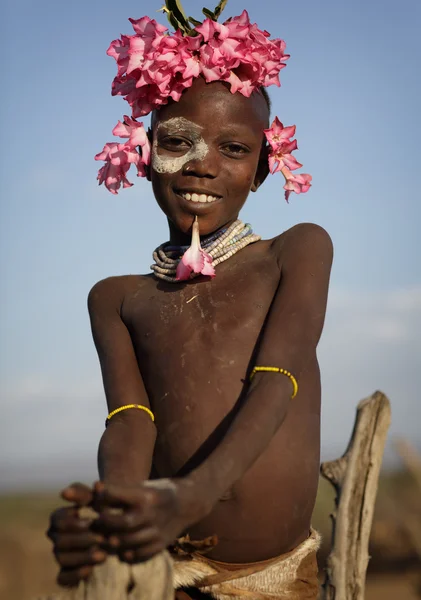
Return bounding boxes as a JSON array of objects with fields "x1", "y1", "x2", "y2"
[{"x1": 176, "y1": 190, "x2": 221, "y2": 204}]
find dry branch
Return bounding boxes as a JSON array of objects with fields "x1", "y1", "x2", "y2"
[
  {"x1": 320, "y1": 390, "x2": 391, "y2": 600},
  {"x1": 36, "y1": 552, "x2": 174, "y2": 600}
]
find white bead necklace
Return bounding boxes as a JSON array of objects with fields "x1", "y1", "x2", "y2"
[{"x1": 151, "y1": 220, "x2": 261, "y2": 283}]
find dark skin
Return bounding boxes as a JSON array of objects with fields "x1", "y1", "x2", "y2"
[{"x1": 47, "y1": 78, "x2": 333, "y2": 586}]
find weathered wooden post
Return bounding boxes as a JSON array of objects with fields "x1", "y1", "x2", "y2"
[
  {"x1": 320, "y1": 391, "x2": 391, "y2": 600},
  {"x1": 37, "y1": 551, "x2": 174, "y2": 600}
]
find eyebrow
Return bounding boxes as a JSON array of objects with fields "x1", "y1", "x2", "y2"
[
  {"x1": 157, "y1": 118, "x2": 203, "y2": 132},
  {"x1": 212, "y1": 124, "x2": 261, "y2": 140},
  {"x1": 156, "y1": 120, "x2": 260, "y2": 141},
  {"x1": 216, "y1": 124, "x2": 253, "y2": 133}
]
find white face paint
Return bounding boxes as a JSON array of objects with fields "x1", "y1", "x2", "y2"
[{"x1": 152, "y1": 117, "x2": 209, "y2": 174}]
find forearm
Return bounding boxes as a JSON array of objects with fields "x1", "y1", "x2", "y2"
[
  {"x1": 185, "y1": 373, "x2": 293, "y2": 504},
  {"x1": 98, "y1": 413, "x2": 157, "y2": 486}
]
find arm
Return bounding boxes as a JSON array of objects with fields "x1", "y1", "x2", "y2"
[
  {"x1": 186, "y1": 223, "x2": 333, "y2": 506},
  {"x1": 47, "y1": 278, "x2": 158, "y2": 585},
  {"x1": 88, "y1": 277, "x2": 157, "y2": 485}
]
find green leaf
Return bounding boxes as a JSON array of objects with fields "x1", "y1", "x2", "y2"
[
  {"x1": 169, "y1": 12, "x2": 182, "y2": 31},
  {"x1": 202, "y1": 7, "x2": 216, "y2": 20},
  {"x1": 160, "y1": 8, "x2": 190, "y2": 34},
  {"x1": 165, "y1": 0, "x2": 190, "y2": 29},
  {"x1": 188, "y1": 16, "x2": 203, "y2": 26},
  {"x1": 213, "y1": 0, "x2": 228, "y2": 19}
]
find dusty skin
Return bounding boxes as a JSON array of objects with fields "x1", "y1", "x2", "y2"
[{"x1": 47, "y1": 78, "x2": 333, "y2": 588}]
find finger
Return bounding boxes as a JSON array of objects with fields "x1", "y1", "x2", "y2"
[
  {"x1": 109, "y1": 527, "x2": 159, "y2": 550},
  {"x1": 57, "y1": 565, "x2": 93, "y2": 587},
  {"x1": 55, "y1": 548, "x2": 107, "y2": 569},
  {"x1": 94, "y1": 481, "x2": 152, "y2": 508},
  {"x1": 48, "y1": 508, "x2": 93, "y2": 533},
  {"x1": 95, "y1": 508, "x2": 149, "y2": 533},
  {"x1": 52, "y1": 531, "x2": 105, "y2": 551},
  {"x1": 61, "y1": 483, "x2": 94, "y2": 506},
  {"x1": 121, "y1": 541, "x2": 165, "y2": 564},
  {"x1": 49, "y1": 506, "x2": 77, "y2": 527}
]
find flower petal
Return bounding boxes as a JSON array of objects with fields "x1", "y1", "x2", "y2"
[
  {"x1": 175, "y1": 257, "x2": 193, "y2": 281},
  {"x1": 201, "y1": 254, "x2": 216, "y2": 278}
]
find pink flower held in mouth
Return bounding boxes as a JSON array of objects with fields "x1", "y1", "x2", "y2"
[{"x1": 176, "y1": 218, "x2": 216, "y2": 281}]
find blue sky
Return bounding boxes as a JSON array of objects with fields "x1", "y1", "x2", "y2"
[{"x1": 1, "y1": 0, "x2": 420, "y2": 489}]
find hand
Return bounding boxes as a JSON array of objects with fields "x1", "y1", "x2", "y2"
[
  {"x1": 93, "y1": 478, "x2": 210, "y2": 563},
  {"x1": 47, "y1": 483, "x2": 107, "y2": 587}
]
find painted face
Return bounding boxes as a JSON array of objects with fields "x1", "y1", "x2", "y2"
[
  {"x1": 152, "y1": 117, "x2": 209, "y2": 175},
  {"x1": 150, "y1": 78, "x2": 269, "y2": 241}
]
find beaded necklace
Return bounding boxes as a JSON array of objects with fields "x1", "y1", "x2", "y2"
[{"x1": 151, "y1": 220, "x2": 261, "y2": 283}]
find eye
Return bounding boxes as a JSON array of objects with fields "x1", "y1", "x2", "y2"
[
  {"x1": 221, "y1": 143, "x2": 250, "y2": 157},
  {"x1": 159, "y1": 136, "x2": 191, "y2": 152}
]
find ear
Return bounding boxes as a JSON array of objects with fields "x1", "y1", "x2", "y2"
[{"x1": 251, "y1": 142, "x2": 269, "y2": 192}]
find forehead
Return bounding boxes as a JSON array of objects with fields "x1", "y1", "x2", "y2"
[{"x1": 153, "y1": 78, "x2": 269, "y2": 135}]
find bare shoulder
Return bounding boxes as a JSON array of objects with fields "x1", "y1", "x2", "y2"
[
  {"x1": 87, "y1": 274, "x2": 148, "y2": 316},
  {"x1": 271, "y1": 223, "x2": 333, "y2": 269}
]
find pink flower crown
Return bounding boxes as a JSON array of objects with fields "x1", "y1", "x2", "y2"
[{"x1": 95, "y1": 1, "x2": 312, "y2": 201}]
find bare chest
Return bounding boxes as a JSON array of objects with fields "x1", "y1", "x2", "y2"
[
  {"x1": 120, "y1": 244, "x2": 285, "y2": 474},
  {"x1": 122, "y1": 246, "x2": 280, "y2": 398}
]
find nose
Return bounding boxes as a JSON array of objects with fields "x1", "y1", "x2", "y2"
[{"x1": 182, "y1": 151, "x2": 218, "y2": 178}]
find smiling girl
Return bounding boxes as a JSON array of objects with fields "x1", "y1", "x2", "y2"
[{"x1": 48, "y1": 4, "x2": 332, "y2": 598}]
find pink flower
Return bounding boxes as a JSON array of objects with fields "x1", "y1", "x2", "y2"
[
  {"x1": 196, "y1": 19, "x2": 242, "y2": 60},
  {"x1": 268, "y1": 141, "x2": 303, "y2": 174},
  {"x1": 265, "y1": 118, "x2": 302, "y2": 173},
  {"x1": 128, "y1": 16, "x2": 168, "y2": 39},
  {"x1": 282, "y1": 168, "x2": 312, "y2": 202},
  {"x1": 105, "y1": 12, "x2": 289, "y2": 120},
  {"x1": 264, "y1": 117, "x2": 296, "y2": 150},
  {"x1": 95, "y1": 118, "x2": 150, "y2": 193},
  {"x1": 176, "y1": 219, "x2": 216, "y2": 281},
  {"x1": 112, "y1": 116, "x2": 151, "y2": 165},
  {"x1": 217, "y1": 11, "x2": 289, "y2": 93},
  {"x1": 95, "y1": 143, "x2": 135, "y2": 195},
  {"x1": 264, "y1": 118, "x2": 312, "y2": 201}
]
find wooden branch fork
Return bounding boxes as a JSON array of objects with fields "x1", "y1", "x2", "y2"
[
  {"x1": 320, "y1": 390, "x2": 391, "y2": 600},
  {"x1": 38, "y1": 391, "x2": 391, "y2": 600}
]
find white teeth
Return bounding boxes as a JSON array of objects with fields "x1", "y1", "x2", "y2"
[{"x1": 179, "y1": 191, "x2": 219, "y2": 203}]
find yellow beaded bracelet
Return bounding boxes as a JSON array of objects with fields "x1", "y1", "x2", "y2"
[
  {"x1": 105, "y1": 404, "x2": 155, "y2": 427},
  {"x1": 250, "y1": 366, "x2": 298, "y2": 399}
]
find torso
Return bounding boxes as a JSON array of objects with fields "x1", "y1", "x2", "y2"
[{"x1": 112, "y1": 235, "x2": 320, "y2": 561}]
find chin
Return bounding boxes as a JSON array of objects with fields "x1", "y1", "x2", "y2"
[{"x1": 171, "y1": 210, "x2": 229, "y2": 236}]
